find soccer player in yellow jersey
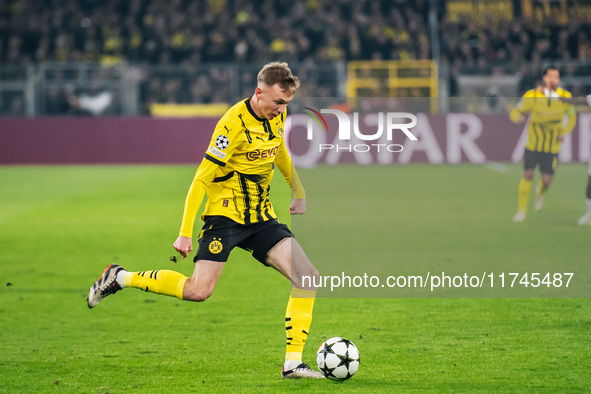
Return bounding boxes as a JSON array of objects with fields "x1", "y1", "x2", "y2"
[
  {"x1": 87, "y1": 62, "x2": 323, "y2": 379},
  {"x1": 509, "y1": 66, "x2": 576, "y2": 222},
  {"x1": 558, "y1": 94, "x2": 591, "y2": 225}
]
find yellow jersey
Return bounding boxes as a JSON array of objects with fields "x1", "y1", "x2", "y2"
[
  {"x1": 179, "y1": 98, "x2": 305, "y2": 237},
  {"x1": 510, "y1": 87, "x2": 576, "y2": 154}
]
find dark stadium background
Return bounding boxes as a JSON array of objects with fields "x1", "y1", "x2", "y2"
[{"x1": 2, "y1": 0, "x2": 591, "y2": 166}]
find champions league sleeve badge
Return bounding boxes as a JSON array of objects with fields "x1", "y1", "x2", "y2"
[{"x1": 215, "y1": 135, "x2": 230, "y2": 150}]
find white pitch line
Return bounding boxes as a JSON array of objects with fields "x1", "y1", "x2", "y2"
[{"x1": 484, "y1": 161, "x2": 508, "y2": 174}]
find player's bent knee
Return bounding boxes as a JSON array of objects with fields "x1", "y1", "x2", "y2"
[
  {"x1": 182, "y1": 281, "x2": 214, "y2": 302},
  {"x1": 294, "y1": 266, "x2": 320, "y2": 290},
  {"x1": 183, "y1": 289, "x2": 212, "y2": 302},
  {"x1": 309, "y1": 266, "x2": 320, "y2": 281}
]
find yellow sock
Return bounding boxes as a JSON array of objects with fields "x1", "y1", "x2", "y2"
[
  {"x1": 124, "y1": 270, "x2": 187, "y2": 300},
  {"x1": 537, "y1": 180, "x2": 548, "y2": 195},
  {"x1": 285, "y1": 288, "x2": 316, "y2": 363},
  {"x1": 518, "y1": 178, "x2": 532, "y2": 212}
]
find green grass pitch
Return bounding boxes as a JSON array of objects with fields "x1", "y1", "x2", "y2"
[{"x1": 0, "y1": 163, "x2": 589, "y2": 392}]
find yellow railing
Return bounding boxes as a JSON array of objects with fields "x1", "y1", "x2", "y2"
[{"x1": 347, "y1": 60, "x2": 438, "y2": 111}]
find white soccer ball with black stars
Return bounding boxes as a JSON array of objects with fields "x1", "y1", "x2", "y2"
[{"x1": 316, "y1": 337, "x2": 360, "y2": 381}]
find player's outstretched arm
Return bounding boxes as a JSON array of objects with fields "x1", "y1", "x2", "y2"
[
  {"x1": 174, "y1": 158, "x2": 219, "y2": 258},
  {"x1": 173, "y1": 236, "x2": 193, "y2": 258},
  {"x1": 289, "y1": 198, "x2": 306, "y2": 215},
  {"x1": 509, "y1": 91, "x2": 535, "y2": 124},
  {"x1": 275, "y1": 140, "x2": 306, "y2": 199},
  {"x1": 564, "y1": 103, "x2": 577, "y2": 135},
  {"x1": 509, "y1": 105, "x2": 527, "y2": 124}
]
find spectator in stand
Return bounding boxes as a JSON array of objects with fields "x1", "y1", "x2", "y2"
[
  {"x1": 10, "y1": 1, "x2": 589, "y2": 69},
  {"x1": 6, "y1": 0, "x2": 591, "y2": 114},
  {"x1": 0, "y1": 0, "x2": 432, "y2": 66}
]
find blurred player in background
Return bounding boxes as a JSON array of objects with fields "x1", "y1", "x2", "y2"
[
  {"x1": 558, "y1": 94, "x2": 591, "y2": 225},
  {"x1": 87, "y1": 62, "x2": 324, "y2": 379},
  {"x1": 509, "y1": 66, "x2": 576, "y2": 222}
]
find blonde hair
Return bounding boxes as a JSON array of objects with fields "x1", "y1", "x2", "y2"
[{"x1": 257, "y1": 62, "x2": 300, "y2": 94}]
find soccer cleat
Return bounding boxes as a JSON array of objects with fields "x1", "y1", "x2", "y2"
[
  {"x1": 87, "y1": 264, "x2": 124, "y2": 308},
  {"x1": 534, "y1": 184, "x2": 544, "y2": 212},
  {"x1": 281, "y1": 363, "x2": 324, "y2": 379},
  {"x1": 577, "y1": 212, "x2": 591, "y2": 226},
  {"x1": 512, "y1": 211, "x2": 526, "y2": 223}
]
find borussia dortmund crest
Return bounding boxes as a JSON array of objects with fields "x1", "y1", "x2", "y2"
[{"x1": 209, "y1": 238, "x2": 223, "y2": 254}]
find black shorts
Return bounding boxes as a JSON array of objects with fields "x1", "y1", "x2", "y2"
[
  {"x1": 194, "y1": 216, "x2": 293, "y2": 265},
  {"x1": 523, "y1": 149, "x2": 558, "y2": 175}
]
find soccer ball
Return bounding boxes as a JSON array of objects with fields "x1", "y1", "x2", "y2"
[{"x1": 316, "y1": 337, "x2": 360, "y2": 381}]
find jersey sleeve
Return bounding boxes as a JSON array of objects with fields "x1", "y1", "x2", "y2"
[
  {"x1": 274, "y1": 138, "x2": 306, "y2": 199},
  {"x1": 559, "y1": 90, "x2": 576, "y2": 134},
  {"x1": 178, "y1": 119, "x2": 244, "y2": 238},
  {"x1": 178, "y1": 158, "x2": 220, "y2": 238},
  {"x1": 509, "y1": 90, "x2": 535, "y2": 123},
  {"x1": 203, "y1": 119, "x2": 243, "y2": 167},
  {"x1": 564, "y1": 101, "x2": 576, "y2": 134}
]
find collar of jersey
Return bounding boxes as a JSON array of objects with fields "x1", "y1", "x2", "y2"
[
  {"x1": 532, "y1": 87, "x2": 566, "y2": 97},
  {"x1": 245, "y1": 98, "x2": 267, "y2": 122}
]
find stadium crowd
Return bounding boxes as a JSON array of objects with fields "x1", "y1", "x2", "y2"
[
  {"x1": 0, "y1": 0, "x2": 431, "y2": 65},
  {"x1": 3, "y1": 1, "x2": 591, "y2": 67},
  {"x1": 3, "y1": 0, "x2": 591, "y2": 114}
]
